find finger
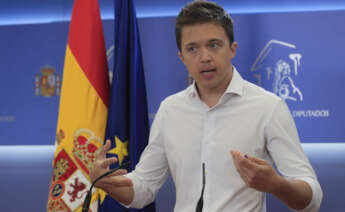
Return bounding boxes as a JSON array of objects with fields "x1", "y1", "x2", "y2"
[
  {"x1": 239, "y1": 156, "x2": 258, "y2": 170},
  {"x1": 230, "y1": 150, "x2": 242, "y2": 161},
  {"x1": 231, "y1": 150, "x2": 246, "y2": 160},
  {"x1": 100, "y1": 157, "x2": 117, "y2": 169},
  {"x1": 231, "y1": 150, "x2": 250, "y2": 177},
  {"x1": 246, "y1": 155, "x2": 267, "y2": 165},
  {"x1": 96, "y1": 140, "x2": 111, "y2": 160},
  {"x1": 239, "y1": 162, "x2": 256, "y2": 180},
  {"x1": 232, "y1": 151, "x2": 258, "y2": 169},
  {"x1": 107, "y1": 169, "x2": 128, "y2": 177},
  {"x1": 231, "y1": 150, "x2": 248, "y2": 174},
  {"x1": 238, "y1": 170, "x2": 251, "y2": 186},
  {"x1": 230, "y1": 150, "x2": 241, "y2": 170},
  {"x1": 231, "y1": 151, "x2": 259, "y2": 175},
  {"x1": 232, "y1": 154, "x2": 250, "y2": 175},
  {"x1": 231, "y1": 150, "x2": 248, "y2": 168},
  {"x1": 232, "y1": 160, "x2": 258, "y2": 188},
  {"x1": 232, "y1": 158, "x2": 251, "y2": 184}
]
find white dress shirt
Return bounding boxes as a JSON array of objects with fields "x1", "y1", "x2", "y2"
[{"x1": 125, "y1": 68, "x2": 322, "y2": 212}]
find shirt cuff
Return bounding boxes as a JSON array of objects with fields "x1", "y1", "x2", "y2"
[
  {"x1": 295, "y1": 177, "x2": 323, "y2": 212},
  {"x1": 121, "y1": 172, "x2": 155, "y2": 209}
]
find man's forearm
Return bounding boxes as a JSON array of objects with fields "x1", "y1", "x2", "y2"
[
  {"x1": 102, "y1": 185, "x2": 134, "y2": 206},
  {"x1": 271, "y1": 177, "x2": 312, "y2": 210}
]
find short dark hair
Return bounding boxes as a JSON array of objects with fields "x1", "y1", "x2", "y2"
[{"x1": 175, "y1": 0, "x2": 234, "y2": 51}]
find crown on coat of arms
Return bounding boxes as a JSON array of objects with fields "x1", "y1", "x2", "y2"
[{"x1": 72, "y1": 128, "x2": 103, "y2": 174}]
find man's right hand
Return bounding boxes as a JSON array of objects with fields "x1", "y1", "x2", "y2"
[{"x1": 90, "y1": 140, "x2": 133, "y2": 190}]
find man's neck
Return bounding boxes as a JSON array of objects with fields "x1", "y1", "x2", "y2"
[{"x1": 197, "y1": 70, "x2": 233, "y2": 108}]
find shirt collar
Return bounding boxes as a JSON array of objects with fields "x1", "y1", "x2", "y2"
[
  {"x1": 187, "y1": 81, "x2": 198, "y2": 98},
  {"x1": 225, "y1": 66, "x2": 244, "y2": 97},
  {"x1": 187, "y1": 66, "x2": 244, "y2": 98}
]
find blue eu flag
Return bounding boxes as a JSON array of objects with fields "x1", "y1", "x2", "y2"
[{"x1": 99, "y1": 0, "x2": 155, "y2": 211}]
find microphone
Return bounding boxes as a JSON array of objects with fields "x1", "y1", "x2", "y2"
[
  {"x1": 196, "y1": 163, "x2": 206, "y2": 212},
  {"x1": 82, "y1": 160, "x2": 131, "y2": 212}
]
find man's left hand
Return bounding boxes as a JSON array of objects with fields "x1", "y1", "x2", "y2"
[{"x1": 230, "y1": 150, "x2": 283, "y2": 193}]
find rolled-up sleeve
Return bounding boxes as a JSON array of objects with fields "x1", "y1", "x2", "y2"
[
  {"x1": 297, "y1": 177, "x2": 323, "y2": 212},
  {"x1": 124, "y1": 105, "x2": 170, "y2": 209},
  {"x1": 265, "y1": 99, "x2": 323, "y2": 212}
]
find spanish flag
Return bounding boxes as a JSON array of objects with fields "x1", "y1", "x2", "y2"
[{"x1": 47, "y1": 0, "x2": 109, "y2": 211}]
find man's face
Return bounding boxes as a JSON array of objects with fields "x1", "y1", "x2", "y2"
[{"x1": 178, "y1": 22, "x2": 237, "y2": 92}]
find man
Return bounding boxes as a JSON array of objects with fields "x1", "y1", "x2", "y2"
[{"x1": 90, "y1": 1, "x2": 323, "y2": 211}]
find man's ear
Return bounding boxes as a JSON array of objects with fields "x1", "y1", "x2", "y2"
[
  {"x1": 230, "y1": 42, "x2": 238, "y2": 58},
  {"x1": 178, "y1": 51, "x2": 185, "y2": 64}
]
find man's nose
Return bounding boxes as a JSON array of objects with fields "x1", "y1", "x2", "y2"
[{"x1": 199, "y1": 48, "x2": 211, "y2": 62}]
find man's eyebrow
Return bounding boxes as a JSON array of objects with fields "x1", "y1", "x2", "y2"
[
  {"x1": 184, "y1": 42, "x2": 197, "y2": 47},
  {"x1": 184, "y1": 39, "x2": 223, "y2": 48},
  {"x1": 208, "y1": 38, "x2": 223, "y2": 43}
]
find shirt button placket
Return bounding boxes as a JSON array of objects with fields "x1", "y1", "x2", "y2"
[{"x1": 202, "y1": 108, "x2": 213, "y2": 212}]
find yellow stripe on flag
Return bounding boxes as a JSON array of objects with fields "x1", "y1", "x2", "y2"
[{"x1": 55, "y1": 46, "x2": 108, "y2": 155}]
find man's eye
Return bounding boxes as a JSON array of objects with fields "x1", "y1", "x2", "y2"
[
  {"x1": 209, "y1": 43, "x2": 219, "y2": 48},
  {"x1": 188, "y1": 47, "x2": 197, "y2": 52}
]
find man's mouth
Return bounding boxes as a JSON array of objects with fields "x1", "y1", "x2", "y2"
[{"x1": 200, "y1": 68, "x2": 216, "y2": 75}]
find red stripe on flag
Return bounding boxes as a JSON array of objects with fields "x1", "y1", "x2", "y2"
[{"x1": 67, "y1": 0, "x2": 109, "y2": 107}]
